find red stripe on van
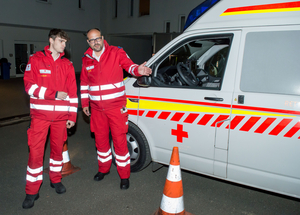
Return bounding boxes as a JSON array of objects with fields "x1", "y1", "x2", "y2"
[
  {"x1": 197, "y1": 114, "x2": 214, "y2": 125},
  {"x1": 146, "y1": 111, "x2": 158, "y2": 118},
  {"x1": 232, "y1": 104, "x2": 300, "y2": 116},
  {"x1": 254, "y1": 118, "x2": 276, "y2": 134},
  {"x1": 139, "y1": 110, "x2": 145, "y2": 116},
  {"x1": 240, "y1": 117, "x2": 261, "y2": 131},
  {"x1": 158, "y1": 111, "x2": 171, "y2": 120},
  {"x1": 128, "y1": 110, "x2": 138, "y2": 115},
  {"x1": 171, "y1": 113, "x2": 185, "y2": 122},
  {"x1": 224, "y1": 2, "x2": 300, "y2": 13},
  {"x1": 269, "y1": 119, "x2": 293, "y2": 136},
  {"x1": 226, "y1": 115, "x2": 245, "y2": 129},
  {"x1": 284, "y1": 121, "x2": 300, "y2": 138},
  {"x1": 137, "y1": 96, "x2": 231, "y2": 108},
  {"x1": 211, "y1": 115, "x2": 229, "y2": 127},
  {"x1": 184, "y1": 113, "x2": 199, "y2": 124},
  {"x1": 126, "y1": 95, "x2": 300, "y2": 116}
]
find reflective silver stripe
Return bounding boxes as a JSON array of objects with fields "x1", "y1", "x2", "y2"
[
  {"x1": 115, "y1": 152, "x2": 130, "y2": 161},
  {"x1": 89, "y1": 95, "x2": 101, "y2": 101},
  {"x1": 160, "y1": 195, "x2": 184, "y2": 213},
  {"x1": 55, "y1": 106, "x2": 70, "y2": 111},
  {"x1": 50, "y1": 166, "x2": 62, "y2": 172},
  {"x1": 30, "y1": 96, "x2": 38, "y2": 99},
  {"x1": 101, "y1": 90, "x2": 125, "y2": 100},
  {"x1": 26, "y1": 174, "x2": 43, "y2": 182},
  {"x1": 116, "y1": 159, "x2": 130, "y2": 167},
  {"x1": 39, "y1": 86, "x2": 47, "y2": 99},
  {"x1": 28, "y1": 84, "x2": 38, "y2": 96},
  {"x1": 81, "y1": 85, "x2": 89, "y2": 90},
  {"x1": 69, "y1": 107, "x2": 77, "y2": 112},
  {"x1": 97, "y1": 149, "x2": 111, "y2": 157},
  {"x1": 27, "y1": 166, "x2": 43, "y2": 174},
  {"x1": 129, "y1": 64, "x2": 138, "y2": 75},
  {"x1": 69, "y1": 98, "x2": 78, "y2": 103},
  {"x1": 89, "y1": 86, "x2": 100, "y2": 91},
  {"x1": 50, "y1": 158, "x2": 63, "y2": 165},
  {"x1": 100, "y1": 81, "x2": 124, "y2": 90},
  {"x1": 63, "y1": 150, "x2": 70, "y2": 163},
  {"x1": 30, "y1": 103, "x2": 54, "y2": 111},
  {"x1": 81, "y1": 93, "x2": 89, "y2": 99},
  {"x1": 98, "y1": 155, "x2": 112, "y2": 163}
]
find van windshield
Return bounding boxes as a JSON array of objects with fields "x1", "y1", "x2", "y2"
[{"x1": 152, "y1": 37, "x2": 231, "y2": 90}]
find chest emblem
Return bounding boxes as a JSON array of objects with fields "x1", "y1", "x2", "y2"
[
  {"x1": 86, "y1": 65, "x2": 94, "y2": 71},
  {"x1": 39, "y1": 69, "x2": 51, "y2": 74}
]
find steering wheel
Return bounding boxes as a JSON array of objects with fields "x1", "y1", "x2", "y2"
[{"x1": 176, "y1": 62, "x2": 199, "y2": 86}]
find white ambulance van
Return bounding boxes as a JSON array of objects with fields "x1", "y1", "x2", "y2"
[{"x1": 119, "y1": 0, "x2": 300, "y2": 198}]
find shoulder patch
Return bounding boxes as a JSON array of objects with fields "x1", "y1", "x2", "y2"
[{"x1": 25, "y1": 64, "x2": 31, "y2": 71}]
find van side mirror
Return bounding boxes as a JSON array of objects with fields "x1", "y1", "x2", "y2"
[{"x1": 137, "y1": 76, "x2": 151, "y2": 87}]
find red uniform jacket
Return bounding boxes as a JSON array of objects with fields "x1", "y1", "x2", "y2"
[
  {"x1": 24, "y1": 46, "x2": 78, "y2": 122},
  {"x1": 80, "y1": 40, "x2": 141, "y2": 111}
]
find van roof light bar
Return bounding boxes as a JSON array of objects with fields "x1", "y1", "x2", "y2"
[{"x1": 183, "y1": 0, "x2": 221, "y2": 31}]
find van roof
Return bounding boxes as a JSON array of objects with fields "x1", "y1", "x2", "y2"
[{"x1": 185, "y1": 0, "x2": 300, "y2": 32}]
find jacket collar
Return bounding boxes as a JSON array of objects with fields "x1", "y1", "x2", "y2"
[{"x1": 43, "y1": 45, "x2": 65, "y2": 59}]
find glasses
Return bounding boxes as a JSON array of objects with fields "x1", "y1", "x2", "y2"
[{"x1": 88, "y1": 36, "x2": 102, "y2": 44}]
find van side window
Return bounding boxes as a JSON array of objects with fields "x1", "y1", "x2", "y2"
[
  {"x1": 151, "y1": 37, "x2": 231, "y2": 90},
  {"x1": 241, "y1": 30, "x2": 300, "y2": 96}
]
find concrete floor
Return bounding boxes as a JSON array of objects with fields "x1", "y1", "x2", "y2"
[{"x1": 0, "y1": 77, "x2": 300, "y2": 215}]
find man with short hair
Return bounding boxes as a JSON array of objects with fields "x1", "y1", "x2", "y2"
[
  {"x1": 80, "y1": 28, "x2": 151, "y2": 190},
  {"x1": 22, "y1": 29, "x2": 78, "y2": 209}
]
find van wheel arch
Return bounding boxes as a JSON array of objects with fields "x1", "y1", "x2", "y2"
[{"x1": 110, "y1": 121, "x2": 152, "y2": 172}]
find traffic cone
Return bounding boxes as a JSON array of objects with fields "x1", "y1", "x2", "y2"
[
  {"x1": 152, "y1": 147, "x2": 194, "y2": 215},
  {"x1": 61, "y1": 141, "x2": 80, "y2": 177},
  {"x1": 44, "y1": 141, "x2": 80, "y2": 177}
]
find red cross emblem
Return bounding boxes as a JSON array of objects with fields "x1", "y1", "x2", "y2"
[{"x1": 171, "y1": 124, "x2": 188, "y2": 143}]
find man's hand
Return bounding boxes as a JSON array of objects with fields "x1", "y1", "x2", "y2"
[
  {"x1": 57, "y1": 91, "x2": 68, "y2": 100},
  {"x1": 66, "y1": 120, "x2": 75, "y2": 129},
  {"x1": 83, "y1": 107, "x2": 91, "y2": 116},
  {"x1": 138, "y1": 62, "x2": 152, "y2": 76}
]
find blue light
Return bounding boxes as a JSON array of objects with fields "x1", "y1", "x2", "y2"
[{"x1": 183, "y1": 0, "x2": 221, "y2": 31}]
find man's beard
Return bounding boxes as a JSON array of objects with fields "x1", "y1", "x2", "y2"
[{"x1": 92, "y1": 43, "x2": 103, "y2": 52}]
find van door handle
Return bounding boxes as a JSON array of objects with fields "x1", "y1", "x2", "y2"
[{"x1": 204, "y1": 97, "x2": 224, "y2": 101}]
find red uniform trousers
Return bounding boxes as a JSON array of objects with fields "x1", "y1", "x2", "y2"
[
  {"x1": 25, "y1": 118, "x2": 67, "y2": 195},
  {"x1": 90, "y1": 106, "x2": 130, "y2": 179}
]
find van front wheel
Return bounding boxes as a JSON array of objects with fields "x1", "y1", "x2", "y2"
[{"x1": 110, "y1": 122, "x2": 151, "y2": 172}]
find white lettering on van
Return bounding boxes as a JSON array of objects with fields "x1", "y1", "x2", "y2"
[{"x1": 284, "y1": 101, "x2": 300, "y2": 108}]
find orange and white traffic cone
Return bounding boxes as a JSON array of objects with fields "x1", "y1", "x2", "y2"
[
  {"x1": 61, "y1": 141, "x2": 80, "y2": 177},
  {"x1": 44, "y1": 141, "x2": 80, "y2": 177},
  {"x1": 152, "y1": 147, "x2": 194, "y2": 215}
]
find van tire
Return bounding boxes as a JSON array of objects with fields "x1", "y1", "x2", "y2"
[{"x1": 110, "y1": 122, "x2": 151, "y2": 172}]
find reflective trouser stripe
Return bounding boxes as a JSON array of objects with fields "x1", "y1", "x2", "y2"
[
  {"x1": 26, "y1": 174, "x2": 43, "y2": 182},
  {"x1": 116, "y1": 159, "x2": 130, "y2": 167}
]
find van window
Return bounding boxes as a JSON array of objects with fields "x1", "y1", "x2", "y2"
[
  {"x1": 241, "y1": 30, "x2": 300, "y2": 96},
  {"x1": 151, "y1": 36, "x2": 231, "y2": 90}
]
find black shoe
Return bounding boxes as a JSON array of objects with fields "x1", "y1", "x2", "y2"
[
  {"x1": 22, "y1": 193, "x2": 39, "y2": 209},
  {"x1": 120, "y1": 179, "x2": 129, "y2": 190},
  {"x1": 50, "y1": 182, "x2": 66, "y2": 194},
  {"x1": 94, "y1": 172, "x2": 109, "y2": 181}
]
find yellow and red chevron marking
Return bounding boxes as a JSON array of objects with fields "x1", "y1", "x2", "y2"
[
  {"x1": 220, "y1": 1, "x2": 300, "y2": 16},
  {"x1": 126, "y1": 95, "x2": 300, "y2": 139}
]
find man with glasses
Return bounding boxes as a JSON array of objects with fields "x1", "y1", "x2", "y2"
[
  {"x1": 22, "y1": 29, "x2": 78, "y2": 209},
  {"x1": 80, "y1": 28, "x2": 151, "y2": 190}
]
